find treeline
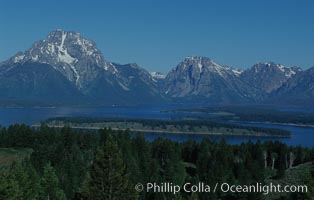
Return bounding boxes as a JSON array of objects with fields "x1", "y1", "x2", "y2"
[
  {"x1": 228, "y1": 112, "x2": 314, "y2": 125},
  {"x1": 45, "y1": 117, "x2": 291, "y2": 137},
  {"x1": 174, "y1": 106, "x2": 314, "y2": 125},
  {"x1": 0, "y1": 124, "x2": 313, "y2": 199}
]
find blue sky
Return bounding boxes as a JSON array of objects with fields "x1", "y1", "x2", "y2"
[{"x1": 1, "y1": 0, "x2": 314, "y2": 73}]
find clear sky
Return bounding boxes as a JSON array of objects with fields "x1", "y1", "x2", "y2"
[{"x1": 1, "y1": 0, "x2": 314, "y2": 73}]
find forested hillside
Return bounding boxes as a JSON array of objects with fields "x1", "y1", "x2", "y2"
[{"x1": 0, "y1": 124, "x2": 313, "y2": 199}]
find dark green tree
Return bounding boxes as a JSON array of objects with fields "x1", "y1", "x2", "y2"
[
  {"x1": 0, "y1": 170, "x2": 21, "y2": 200},
  {"x1": 84, "y1": 135, "x2": 138, "y2": 200},
  {"x1": 39, "y1": 163, "x2": 66, "y2": 200},
  {"x1": 10, "y1": 161, "x2": 41, "y2": 199}
]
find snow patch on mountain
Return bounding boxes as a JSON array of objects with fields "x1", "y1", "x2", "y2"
[
  {"x1": 58, "y1": 50, "x2": 76, "y2": 64},
  {"x1": 60, "y1": 32, "x2": 66, "y2": 49},
  {"x1": 150, "y1": 72, "x2": 166, "y2": 79},
  {"x1": 232, "y1": 69, "x2": 243, "y2": 76},
  {"x1": 197, "y1": 63, "x2": 203, "y2": 72},
  {"x1": 14, "y1": 55, "x2": 25, "y2": 63},
  {"x1": 69, "y1": 64, "x2": 80, "y2": 84},
  {"x1": 32, "y1": 55, "x2": 39, "y2": 61},
  {"x1": 118, "y1": 81, "x2": 130, "y2": 91}
]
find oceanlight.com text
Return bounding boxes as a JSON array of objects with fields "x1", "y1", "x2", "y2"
[{"x1": 135, "y1": 182, "x2": 308, "y2": 195}]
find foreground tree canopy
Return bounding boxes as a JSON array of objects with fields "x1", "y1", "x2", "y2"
[{"x1": 0, "y1": 124, "x2": 313, "y2": 199}]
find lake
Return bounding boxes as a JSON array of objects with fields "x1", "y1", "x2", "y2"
[
  {"x1": 0, "y1": 105, "x2": 216, "y2": 126},
  {"x1": 0, "y1": 105, "x2": 313, "y2": 147},
  {"x1": 142, "y1": 122, "x2": 314, "y2": 148}
]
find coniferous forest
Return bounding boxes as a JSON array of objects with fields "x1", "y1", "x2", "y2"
[{"x1": 0, "y1": 124, "x2": 313, "y2": 200}]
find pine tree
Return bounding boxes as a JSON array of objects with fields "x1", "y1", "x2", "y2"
[
  {"x1": 133, "y1": 132, "x2": 149, "y2": 182},
  {"x1": 10, "y1": 161, "x2": 41, "y2": 199},
  {"x1": 39, "y1": 163, "x2": 67, "y2": 200},
  {"x1": 0, "y1": 160, "x2": 41, "y2": 200},
  {"x1": 0, "y1": 170, "x2": 21, "y2": 200},
  {"x1": 84, "y1": 135, "x2": 138, "y2": 200}
]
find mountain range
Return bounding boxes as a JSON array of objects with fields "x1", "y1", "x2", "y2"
[{"x1": 0, "y1": 30, "x2": 313, "y2": 107}]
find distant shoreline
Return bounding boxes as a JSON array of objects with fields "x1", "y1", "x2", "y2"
[
  {"x1": 230, "y1": 121, "x2": 314, "y2": 128},
  {"x1": 31, "y1": 124, "x2": 290, "y2": 138}
]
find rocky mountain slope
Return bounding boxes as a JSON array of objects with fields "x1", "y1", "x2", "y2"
[
  {"x1": 269, "y1": 67, "x2": 314, "y2": 105},
  {"x1": 163, "y1": 56, "x2": 264, "y2": 103},
  {"x1": 0, "y1": 30, "x2": 164, "y2": 105},
  {"x1": 240, "y1": 62, "x2": 302, "y2": 93},
  {"x1": 0, "y1": 30, "x2": 313, "y2": 106}
]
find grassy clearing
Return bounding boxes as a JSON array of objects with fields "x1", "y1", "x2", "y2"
[
  {"x1": 0, "y1": 148, "x2": 33, "y2": 168},
  {"x1": 265, "y1": 162, "x2": 313, "y2": 200}
]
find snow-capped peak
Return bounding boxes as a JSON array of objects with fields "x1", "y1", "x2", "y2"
[
  {"x1": 8, "y1": 29, "x2": 118, "y2": 87},
  {"x1": 11, "y1": 29, "x2": 104, "y2": 65},
  {"x1": 179, "y1": 56, "x2": 235, "y2": 77},
  {"x1": 251, "y1": 62, "x2": 301, "y2": 78},
  {"x1": 184, "y1": 56, "x2": 217, "y2": 66}
]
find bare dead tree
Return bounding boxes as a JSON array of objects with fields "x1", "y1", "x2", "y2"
[
  {"x1": 285, "y1": 153, "x2": 288, "y2": 169},
  {"x1": 271, "y1": 153, "x2": 278, "y2": 170},
  {"x1": 263, "y1": 151, "x2": 267, "y2": 168},
  {"x1": 289, "y1": 152, "x2": 295, "y2": 168}
]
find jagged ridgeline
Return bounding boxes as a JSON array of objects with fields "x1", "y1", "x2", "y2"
[
  {"x1": 0, "y1": 30, "x2": 313, "y2": 106},
  {"x1": 0, "y1": 30, "x2": 164, "y2": 105}
]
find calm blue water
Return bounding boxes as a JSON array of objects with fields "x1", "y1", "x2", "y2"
[
  {"x1": 229, "y1": 122, "x2": 314, "y2": 148},
  {"x1": 143, "y1": 123, "x2": 314, "y2": 147},
  {"x1": 0, "y1": 105, "x2": 213, "y2": 126},
  {"x1": 0, "y1": 106, "x2": 313, "y2": 147}
]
